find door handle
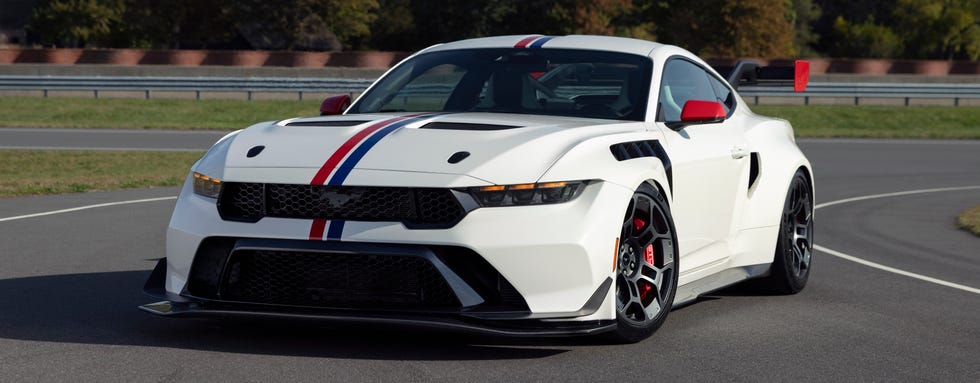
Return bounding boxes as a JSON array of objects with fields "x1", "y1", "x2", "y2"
[{"x1": 731, "y1": 146, "x2": 749, "y2": 159}]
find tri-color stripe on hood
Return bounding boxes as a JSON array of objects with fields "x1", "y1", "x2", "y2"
[{"x1": 221, "y1": 112, "x2": 642, "y2": 186}]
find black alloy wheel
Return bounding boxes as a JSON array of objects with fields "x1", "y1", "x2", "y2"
[
  {"x1": 612, "y1": 184, "x2": 678, "y2": 343},
  {"x1": 760, "y1": 170, "x2": 813, "y2": 294}
]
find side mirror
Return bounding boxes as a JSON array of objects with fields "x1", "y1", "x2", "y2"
[
  {"x1": 680, "y1": 100, "x2": 726, "y2": 124},
  {"x1": 320, "y1": 95, "x2": 351, "y2": 116}
]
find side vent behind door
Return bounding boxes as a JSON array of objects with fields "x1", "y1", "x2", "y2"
[{"x1": 748, "y1": 152, "x2": 761, "y2": 191}]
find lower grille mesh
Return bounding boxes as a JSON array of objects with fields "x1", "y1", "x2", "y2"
[{"x1": 219, "y1": 249, "x2": 460, "y2": 309}]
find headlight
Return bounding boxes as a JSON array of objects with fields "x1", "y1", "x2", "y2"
[
  {"x1": 192, "y1": 172, "x2": 222, "y2": 198},
  {"x1": 466, "y1": 180, "x2": 589, "y2": 207}
]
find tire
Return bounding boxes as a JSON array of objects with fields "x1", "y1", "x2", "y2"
[
  {"x1": 610, "y1": 183, "x2": 679, "y2": 343},
  {"x1": 759, "y1": 170, "x2": 813, "y2": 294}
]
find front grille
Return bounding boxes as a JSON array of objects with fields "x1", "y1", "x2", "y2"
[
  {"x1": 218, "y1": 183, "x2": 466, "y2": 227},
  {"x1": 219, "y1": 249, "x2": 460, "y2": 309}
]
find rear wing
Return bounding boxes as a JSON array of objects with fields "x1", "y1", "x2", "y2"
[{"x1": 713, "y1": 60, "x2": 810, "y2": 92}]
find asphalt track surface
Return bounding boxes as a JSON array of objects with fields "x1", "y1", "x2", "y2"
[{"x1": 1, "y1": 132, "x2": 978, "y2": 381}]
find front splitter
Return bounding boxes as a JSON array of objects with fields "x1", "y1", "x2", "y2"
[{"x1": 139, "y1": 300, "x2": 616, "y2": 337}]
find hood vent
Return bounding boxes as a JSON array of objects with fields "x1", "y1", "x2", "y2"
[
  {"x1": 419, "y1": 122, "x2": 522, "y2": 131},
  {"x1": 286, "y1": 120, "x2": 371, "y2": 127}
]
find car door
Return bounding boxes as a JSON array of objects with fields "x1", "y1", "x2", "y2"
[{"x1": 655, "y1": 58, "x2": 750, "y2": 274}]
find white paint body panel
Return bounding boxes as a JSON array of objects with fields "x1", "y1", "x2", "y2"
[{"x1": 164, "y1": 35, "x2": 813, "y2": 324}]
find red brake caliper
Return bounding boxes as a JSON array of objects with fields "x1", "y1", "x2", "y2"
[
  {"x1": 644, "y1": 244, "x2": 655, "y2": 265},
  {"x1": 633, "y1": 218, "x2": 645, "y2": 232},
  {"x1": 639, "y1": 281, "x2": 654, "y2": 303}
]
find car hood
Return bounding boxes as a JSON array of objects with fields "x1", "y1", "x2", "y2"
[{"x1": 223, "y1": 112, "x2": 642, "y2": 185}]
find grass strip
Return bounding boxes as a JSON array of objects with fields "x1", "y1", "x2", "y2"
[
  {"x1": 0, "y1": 150, "x2": 203, "y2": 198},
  {"x1": 753, "y1": 105, "x2": 980, "y2": 139},
  {"x1": 0, "y1": 97, "x2": 978, "y2": 138},
  {"x1": 957, "y1": 205, "x2": 980, "y2": 237},
  {"x1": 0, "y1": 97, "x2": 320, "y2": 130}
]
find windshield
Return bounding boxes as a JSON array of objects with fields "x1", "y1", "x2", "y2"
[{"x1": 348, "y1": 48, "x2": 653, "y2": 121}]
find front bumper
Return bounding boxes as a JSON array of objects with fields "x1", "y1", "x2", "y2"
[
  {"x1": 142, "y1": 254, "x2": 616, "y2": 337},
  {"x1": 158, "y1": 177, "x2": 633, "y2": 325}
]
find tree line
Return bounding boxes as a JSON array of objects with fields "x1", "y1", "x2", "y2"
[{"x1": 26, "y1": 0, "x2": 980, "y2": 60}]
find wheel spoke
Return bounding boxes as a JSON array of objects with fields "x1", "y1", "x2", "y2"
[{"x1": 616, "y1": 190, "x2": 676, "y2": 327}]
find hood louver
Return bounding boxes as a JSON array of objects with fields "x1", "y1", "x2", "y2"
[
  {"x1": 419, "y1": 122, "x2": 522, "y2": 131},
  {"x1": 285, "y1": 120, "x2": 371, "y2": 127}
]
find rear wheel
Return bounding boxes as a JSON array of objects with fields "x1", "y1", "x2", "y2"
[
  {"x1": 759, "y1": 170, "x2": 813, "y2": 294},
  {"x1": 611, "y1": 184, "x2": 678, "y2": 343}
]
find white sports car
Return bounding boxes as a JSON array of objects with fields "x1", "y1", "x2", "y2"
[{"x1": 141, "y1": 35, "x2": 815, "y2": 343}]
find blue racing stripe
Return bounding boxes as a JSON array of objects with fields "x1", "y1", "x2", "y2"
[
  {"x1": 326, "y1": 113, "x2": 445, "y2": 186},
  {"x1": 326, "y1": 220, "x2": 345, "y2": 241},
  {"x1": 528, "y1": 36, "x2": 555, "y2": 48},
  {"x1": 320, "y1": 112, "x2": 446, "y2": 241}
]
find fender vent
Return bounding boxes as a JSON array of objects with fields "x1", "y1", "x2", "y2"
[
  {"x1": 610, "y1": 140, "x2": 673, "y2": 193},
  {"x1": 285, "y1": 120, "x2": 371, "y2": 127},
  {"x1": 419, "y1": 122, "x2": 522, "y2": 131},
  {"x1": 748, "y1": 152, "x2": 760, "y2": 190},
  {"x1": 610, "y1": 140, "x2": 661, "y2": 161}
]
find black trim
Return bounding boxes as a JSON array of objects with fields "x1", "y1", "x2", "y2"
[
  {"x1": 140, "y1": 302, "x2": 617, "y2": 337},
  {"x1": 285, "y1": 120, "x2": 372, "y2": 127},
  {"x1": 420, "y1": 122, "x2": 523, "y2": 131},
  {"x1": 246, "y1": 145, "x2": 265, "y2": 158},
  {"x1": 657, "y1": 55, "x2": 738, "y2": 125},
  {"x1": 713, "y1": 61, "x2": 798, "y2": 90},
  {"x1": 216, "y1": 183, "x2": 470, "y2": 229},
  {"x1": 609, "y1": 140, "x2": 672, "y2": 194},
  {"x1": 748, "y1": 152, "x2": 760, "y2": 190},
  {"x1": 142, "y1": 253, "x2": 616, "y2": 336}
]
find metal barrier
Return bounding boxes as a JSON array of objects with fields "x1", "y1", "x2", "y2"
[
  {"x1": 2, "y1": 75, "x2": 979, "y2": 105},
  {"x1": 739, "y1": 82, "x2": 980, "y2": 106},
  {"x1": 0, "y1": 75, "x2": 375, "y2": 100}
]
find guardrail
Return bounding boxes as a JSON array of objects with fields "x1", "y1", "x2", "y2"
[
  {"x1": 2, "y1": 75, "x2": 980, "y2": 105},
  {"x1": 739, "y1": 83, "x2": 980, "y2": 106},
  {"x1": 0, "y1": 75, "x2": 375, "y2": 100}
]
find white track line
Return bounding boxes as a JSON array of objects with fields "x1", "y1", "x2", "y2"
[
  {"x1": 815, "y1": 185, "x2": 980, "y2": 210},
  {"x1": 0, "y1": 196, "x2": 177, "y2": 223},
  {"x1": 2, "y1": 186, "x2": 978, "y2": 295},
  {"x1": 815, "y1": 185, "x2": 980, "y2": 295}
]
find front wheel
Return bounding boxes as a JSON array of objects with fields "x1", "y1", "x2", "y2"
[
  {"x1": 611, "y1": 184, "x2": 678, "y2": 343},
  {"x1": 758, "y1": 170, "x2": 813, "y2": 294}
]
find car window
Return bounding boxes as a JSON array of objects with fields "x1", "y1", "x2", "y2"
[
  {"x1": 707, "y1": 73, "x2": 735, "y2": 114},
  {"x1": 349, "y1": 49, "x2": 652, "y2": 121},
  {"x1": 377, "y1": 64, "x2": 466, "y2": 112},
  {"x1": 659, "y1": 59, "x2": 718, "y2": 123}
]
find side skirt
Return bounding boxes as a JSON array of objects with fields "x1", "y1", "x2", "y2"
[{"x1": 672, "y1": 264, "x2": 770, "y2": 307}]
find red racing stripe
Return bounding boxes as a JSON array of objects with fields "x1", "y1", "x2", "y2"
[
  {"x1": 307, "y1": 113, "x2": 427, "y2": 240},
  {"x1": 514, "y1": 35, "x2": 540, "y2": 48},
  {"x1": 309, "y1": 218, "x2": 327, "y2": 240},
  {"x1": 309, "y1": 117, "x2": 403, "y2": 185}
]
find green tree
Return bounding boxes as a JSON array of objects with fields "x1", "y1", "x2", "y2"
[
  {"x1": 789, "y1": 0, "x2": 822, "y2": 56},
  {"x1": 29, "y1": 0, "x2": 124, "y2": 47},
  {"x1": 232, "y1": 0, "x2": 378, "y2": 50},
  {"x1": 653, "y1": 0, "x2": 795, "y2": 58},
  {"x1": 115, "y1": 0, "x2": 232, "y2": 49},
  {"x1": 893, "y1": 0, "x2": 980, "y2": 60},
  {"x1": 548, "y1": 0, "x2": 652, "y2": 38},
  {"x1": 830, "y1": 16, "x2": 902, "y2": 58}
]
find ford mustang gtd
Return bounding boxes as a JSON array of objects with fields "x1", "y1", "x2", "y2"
[{"x1": 141, "y1": 35, "x2": 815, "y2": 343}]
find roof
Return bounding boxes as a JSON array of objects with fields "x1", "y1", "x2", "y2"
[{"x1": 422, "y1": 35, "x2": 666, "y2": 57}]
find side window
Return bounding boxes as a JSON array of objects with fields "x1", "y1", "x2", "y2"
[
  {"x1": 659, "y1": 59, "x2": 718, "y2": 123},
  {"x1": 707, "y1": 74, "x2": 735, "y2": 114}
]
